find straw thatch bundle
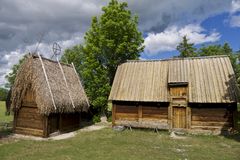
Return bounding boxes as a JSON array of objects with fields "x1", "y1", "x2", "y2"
[{"x1": 11, "y1": 54, "x2": 89, "y2": 115}]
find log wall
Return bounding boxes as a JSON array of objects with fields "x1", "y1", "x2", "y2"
[
  {"x1": 14, "y1": 89, "x2": 45, "y2": 137},
  {"x1": 190, "y1": 106, "x2": 234, "y2": 132},
  {"x1": 15, "y1": 105, "x2": 44, "y2": 137},
  {"x1": 113, "y1": 101, "x2": 169, "y2": 129}
]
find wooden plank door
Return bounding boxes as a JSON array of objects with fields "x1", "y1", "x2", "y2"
[
  {"x1": 173, "y1": 107, "x2": 186, "y2": 128},
  {"x1": 169, "y1": 86, "x2": 188, "y2": 129}
]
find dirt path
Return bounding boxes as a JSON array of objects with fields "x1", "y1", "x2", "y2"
[{"x1": 1, "y1": 122, "x2": 110, "y2": 141}]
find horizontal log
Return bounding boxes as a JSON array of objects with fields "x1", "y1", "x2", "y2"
[
  {"x1": 22, "y1": 102, "x2": 37, "y2": 107},
  {"x1": 142, "y1": 114, "x2": 168, "y2": 119},
  {"x1": 191, "y1": 121, "x2": 232, "y2": 127},
  {"x1": 191, "y1": 115, "x2": 231, "y2": 122},
  {"x1": 191, "y1": 126, "x2": 229, "y2": 131},
  {"x1": 116, "y1": 105, "x2": 138, "y2": 113},
  {"x1": 15, "y1": 127, "x2": 44, "y2": 137},
  {"x1": 191, "y1": 108, "x2": 228, "y2": 114},
  {"x1": 16, "y1": 119, "x2": 43, "y2": 129},
  {"x1": 115, "y1": 120, "x2": 169, "y2": 129},
  {"x1": 17, "y1": 114, "x2": 43, "y2": 120},
  {"x1": 19, "y1": 107, "x2": 38, "y2": 114},
  {"x1": 116, "y1": 113, "x2": 138, "y2": 121}
]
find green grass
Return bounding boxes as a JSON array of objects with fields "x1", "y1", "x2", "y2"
[
  {"x1": 0, "y1": 128, "x2": 240, "y2": 160},
  {"x1": 0, "y1": 101, "x2": 13, "y2": 123},
  {"x1": 0, "y1": 103, "x2": 239, "y2": 159}
]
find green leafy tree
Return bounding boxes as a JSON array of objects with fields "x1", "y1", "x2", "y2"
[
  {"x1": 63, "y1": 0, "x2": 144, "y2": 113},
  {"x1": 177, "y1": 36, "x2": 197, "y2": 57},
  {"x1": 198, "y1": 43, "x2": 240, "y2": 86},
  {"x1": 5, "y1": 55, "x2": 27, "y2": 87},
  {"x1": 0, "y1": 87, "x2": 8, "y2": 101}
]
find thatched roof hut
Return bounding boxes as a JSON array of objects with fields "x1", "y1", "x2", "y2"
[
  {"x1": 11, "y1": 54, "x2": 89, "y2": 137},
  {"x1": 11, "y1": 54, "x2": 89, "y2": 115},
  {"x1": 109, "y1": 55, "x2": 239, "y2": 134}
]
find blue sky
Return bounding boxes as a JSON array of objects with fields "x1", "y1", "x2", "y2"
[
  {"x1": 141, "y1": 12, "x2": 240, "y2": 59},
  {"x1": 141, "y1": 10, "x2": 240, "y2": 59},
  {"x1": 0, "y1": 0, "x2": 240, "y2": 86}
]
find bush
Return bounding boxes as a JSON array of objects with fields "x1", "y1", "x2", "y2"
[
  {"x1": 107, "y1": 115, "x2": 112, "y2": 122},
  {"x1": 92, "y1": 115, "x2": 100, "y2": 123}
]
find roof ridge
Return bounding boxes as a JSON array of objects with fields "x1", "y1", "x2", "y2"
[
  {"x1": 31, "y1": 53, "x2": 72, "y2": 67},
  {"x1": 126, "y1": 55, "x2": 229, "y2": 63}
]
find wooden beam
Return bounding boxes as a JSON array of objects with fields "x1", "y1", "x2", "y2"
[{"x1": 168, "y1": 105, "x2": 172, "y2": 129}]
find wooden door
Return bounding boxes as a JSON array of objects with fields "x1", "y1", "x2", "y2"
[
  {"x1": 173, "y1": 107, "x2": 186, "y2": 128},
  {"x1": 169, "y1": 86, "x2": 188, "y2": 129}
]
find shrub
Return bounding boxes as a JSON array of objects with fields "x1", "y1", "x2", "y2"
[{"x1": 92, "y1": 115, "x2": 100, "y2": 123}]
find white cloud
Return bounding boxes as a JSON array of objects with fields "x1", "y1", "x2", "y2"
[
  {"x1": 228, "y1": 0, "x2": 240, "y2": 27},
  {"x1": 0, "y1": 0, "x2": 234, "y2": 86},
  {"x1": 230, "y1": 0, "x2": 240, "y2": 13},
  {"x1": 230, "y1": 15, "x2": 240, "y2": 27},
  {"x1": 144, "y1": 24, "x2": 221, "y2": 55},
  {"x1": 0, "y1": 33, "x2": 84, "y2": 87}
]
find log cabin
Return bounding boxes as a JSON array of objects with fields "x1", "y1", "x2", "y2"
[
  {"x1": 109, "y1": 55, "x2": 239, "y2": 134},
  {"x1": 10, "y1": 54, "x2": 89, "y2": 137}
]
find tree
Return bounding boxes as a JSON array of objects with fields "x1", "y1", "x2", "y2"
[
  {"x1": 63, "y1": 0, "x2": 144, "y2": 114},
  {"x1": 5, "y1": 55, "x2": 27, "y2": 87},
  {"x1": 177, "y1": 36, "x2": 197, "y2": 57},
  {"x1": 0, "y1": 87, "x2": 8, "y2": 101},
  {"x1": 198, "y1": 43, "x2": 240, "y2": 86}
]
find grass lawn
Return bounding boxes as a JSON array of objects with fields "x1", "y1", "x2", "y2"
[
  {"x1": 0, "y1": 101, "x2": 13, "y2": 123},
  {"x1": 0, "y1": 102, "x2": 239, "y2": 159},
  {"x1": 0, "y1": 128, "x2": 240, "y2": 160}
]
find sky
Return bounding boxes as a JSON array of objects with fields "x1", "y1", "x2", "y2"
[{"x1": 0, "y1": 0, "x2": 240, "y2": 87}]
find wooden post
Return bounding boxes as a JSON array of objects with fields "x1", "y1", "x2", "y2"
[
  {"x1": 112, "y1": 103, "x2": 116, "y2": 126},
  {"x1": 168, "y1": 105, "x2": 172, "y2": 129}
]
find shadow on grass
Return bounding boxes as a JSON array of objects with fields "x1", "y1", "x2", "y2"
[
  {"x1": 0, "y1": 128, "x2": 13, "y2": 139},
  {"x1": 220, "y1": 131, "x2": 240, "y2": 142},
  {"x1": 220, "y1": 121, "x2": 240, "y2": 142},
  {"x1": 79, "y1": 120, "x2": 94, "y2": 129}
]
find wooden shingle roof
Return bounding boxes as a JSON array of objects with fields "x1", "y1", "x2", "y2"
[{"x1": 109, "y1": 56, "x2": 239, "y2": 103}]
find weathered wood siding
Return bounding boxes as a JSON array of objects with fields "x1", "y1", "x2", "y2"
[
  {"x1": 113, "y1": 101, "x2": 169, "y2": 129},
  {"x1": 173, "y1": 107, "x2": 186, "y2": 128},
  {"x1": 190, "y1": 106, "x2": 234, "y2": 131},
  {"x1": 14, "y1": 90, "x2": 45, "y2": 137}
]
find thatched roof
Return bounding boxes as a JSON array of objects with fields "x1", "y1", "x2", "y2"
[
  {"x1": 109, "y1": 55, "x2": 239, "y2": 103},
  {"x1": 11, "y1": 54, "x2": 89, "y2": 115}
]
